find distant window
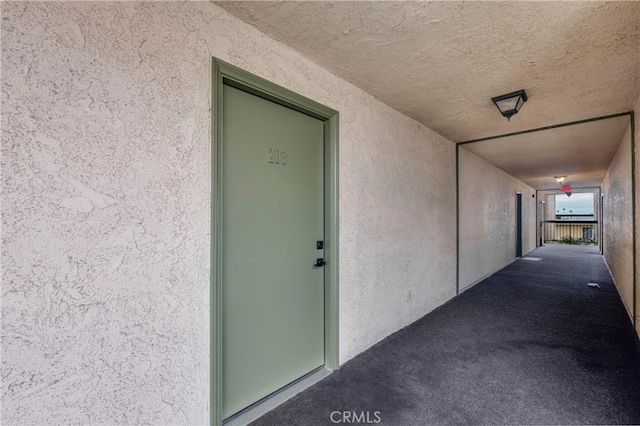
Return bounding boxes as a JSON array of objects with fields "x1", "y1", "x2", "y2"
[{"x1": 583, "y1": 227, "x2": 594, "y2": 240}]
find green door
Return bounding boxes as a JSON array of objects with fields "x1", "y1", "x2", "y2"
[{"x1": 222, "y1": 85, "x2": 325, "y2": 419}]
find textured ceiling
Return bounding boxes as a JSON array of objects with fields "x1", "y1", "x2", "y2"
[
  {"x1": 216, "y1": 1, "x2": 640, "y2": 142},
  {"x1": 461, "y1": 115, "x2": 630, "y2": 190}
]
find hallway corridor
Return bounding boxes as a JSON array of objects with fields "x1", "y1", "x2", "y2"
[{"x1": 253, "y1": 245, "x2": 640, "y2": 425}]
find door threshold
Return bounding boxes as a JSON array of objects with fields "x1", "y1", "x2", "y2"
[{"x1": 223, "y1": 366, "x2": 332, "y2": 426}]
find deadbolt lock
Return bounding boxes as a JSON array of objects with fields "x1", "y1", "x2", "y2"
[{"x1": 314, "y1": 258, "x2": 326, "y2": 267}]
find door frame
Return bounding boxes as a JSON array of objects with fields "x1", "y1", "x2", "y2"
[{"x1": 211, "y1": 59, "x2": 339, "y2": 426}]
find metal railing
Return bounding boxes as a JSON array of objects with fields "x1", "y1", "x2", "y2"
[{"x1": 541, "y1": 220, "x2": 599, "y2": 245}]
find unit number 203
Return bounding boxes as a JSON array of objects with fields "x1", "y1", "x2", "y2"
[{"x1": 267, "y1": 147, "x2": 287, "y2": 165}]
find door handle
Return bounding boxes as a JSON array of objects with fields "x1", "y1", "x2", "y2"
[{"x1": 314, "y1": 258, "x2": 326, "y2": 267}]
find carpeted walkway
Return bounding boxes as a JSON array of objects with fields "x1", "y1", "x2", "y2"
[{"x1": 252, "y1": 244, "x2": 640, "y2": 425}]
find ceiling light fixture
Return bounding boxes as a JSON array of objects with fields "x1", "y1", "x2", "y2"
[
  {"x1": 491, "y1": 89, "x2": 528, "y2": 121},
  {"x1": 554, "y1": 176, "x2": 566, "y2": 183}
]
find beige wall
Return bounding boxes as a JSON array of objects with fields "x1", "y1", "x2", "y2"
[
  {"x1": 635, "y1": 95, "x2": 640, "y2": 336},
  {"x1": 458, "y1": 147, "x2": 537, "y2": 291},
  {"x1": 0, "y1": 2, "x2": 457, "y2": 424},
  {"x1": 603, "y1": 125, "x2": 634, "y2": 322},
  {"x1": 540, "y1": 193, "x2": 556, "y2": 243}
]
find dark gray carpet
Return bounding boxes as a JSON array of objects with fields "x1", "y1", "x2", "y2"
[{"x1": 252, "y1": 244, "x2": 640, "y2": 425}]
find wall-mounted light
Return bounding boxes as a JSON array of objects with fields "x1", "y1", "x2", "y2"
[
  {"x1": 554, "y1": 176, "x2": 566, "y2": 183},
  {"x1": 491, "y1": 90, "x2": 528, "y2": 121}
]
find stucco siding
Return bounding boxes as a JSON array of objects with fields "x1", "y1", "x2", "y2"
[
  {"x1": 459, "y1": 147, "x2": 537, "y2": 291},
  {"x1": 603, "y1": 125, "x2": 634, "y2": 322},
  {"x1": 635, "y1": 96, "x2": 640, "y2": 336},
  {"x1": 0, "y1": 2, "x2": 457, "y2": 424}
]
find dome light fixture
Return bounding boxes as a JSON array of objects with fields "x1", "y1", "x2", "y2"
[
  {"x1": 491, "y1": 89, "x2": 528, "y2": 121},
  {"x1": 554, "y1": 176, "x2": 566, "y2": 183}
]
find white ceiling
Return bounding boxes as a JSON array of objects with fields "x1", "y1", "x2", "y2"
[
  {"x1": 217, "y1": 1, "x2": 638, "y2": 190},
  {"x1": 216, "y1": 1, "x2": 640, "y2": 142},
  {"x1": 461, "y1": 115, "x2": 630, "y2": 190}
]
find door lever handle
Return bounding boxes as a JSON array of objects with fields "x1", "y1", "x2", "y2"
[{"x1": 314, "y1": 258, "x2": 326, "y2": 267}]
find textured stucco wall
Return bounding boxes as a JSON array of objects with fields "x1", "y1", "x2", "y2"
[
  {"x1": 534, "y1": 192, "x2": 556, "y2": 244},
  {"x1": 635, "y1": 96, "x2": 640, "y2": 336},
  {"x1": 0, "y1": 2, "x2": 456, "y2": 424},
  {"x1": 459, "y1": 148, "x2": 537, "y2": 291},
  {"x1": 543, "y1": 194, "x2": 556, "y2": 242},
  {"x1": 603, "y1": 125, "x2": 633, "y2": 321}
]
